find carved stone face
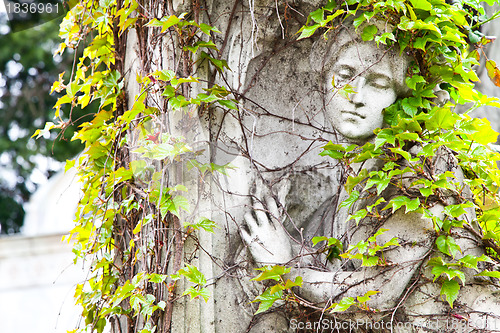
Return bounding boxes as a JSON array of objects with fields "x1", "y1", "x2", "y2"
[{"x1": 325, "y1": 42, "x2": 403, "y2": 141}]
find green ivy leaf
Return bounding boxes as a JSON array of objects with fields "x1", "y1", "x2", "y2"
[
  {"x1": 339, "y1": 190, "x2": 360, "y2": 209},
  {"x1": 172, "y1": 264, "x2": 206, "y2": 285},
  {"x1": 471, "y1": 117, "x2": 499, "y2": 144},
  {"x1": 406, "y1": 75, "x2": 426, "y2": 90},
  {"x1": 312, "y1": 236, "x2": 343, "y2": 261},
  {"x1": 111, "y1": 281, "x2": 137, "y2": 307},
  {"x1": 172, "y1": 196, "x2": 190, "y2": 216},
  {"x1": 182, "y1": 286, "x2": 210, "y2": 302},
  {"x1": 218, "y1": 99, "x2": 238, "y2": 110},
  {"x1": 347, "y1": 209, "x2": 368, "y2": 224},
  {"x1": 441, "y1": 279, "x2": 460, "y2": 308},
  {"x1": 320, "y1": 142, "x2": 347, "y2": 159},
  {"x1": 390, "y1": 147, "x2": 415, "y2": 161},
  {"x1": 419, "y1": 187, "x2": 433, "y2": 197},
  {"x1": 155, "y1": 69, "x2": 176, "y2": 81},
  {"x1": 324, "y1": 0, "x2": 336, "y2": 11},
  {"x1": 361, "y1": 24, "x2": 378, "y2": 41},
  {"x1": 401, "y1": 98, "x2": 418, "y2": 117},
  {"x1": 425, "y1": 108, "x2": 457, "y2": 131},
  {"x1": 309, "y1": 8, "x2": 325, "y2": 23},
  {"x1": 95, "y1": 318, "x2": 106, "y2": 333},
  {"x1": 32, "y1": 121, "x2": 57, "y2": 139},
  {"x1": 458, "y1": 254, "x2": 491, "y2": 271},
  {"x1": 148, "y1": 274, "x2": 168, "y2": 283},
  {"x1": 160, "y1": 194, "x2": 190, "y2": 218},
  {"x1": 159, "y1": 15, "x2": 182, "y2": 33},
  {"x1": 200, "y1": 52, "x2": 230, "y2": 72},
  {"x1": 330, "y1": 296, "x2": 355, "y2": 312},
  {"x1": 384, "y1": 196, "x2": 420, "y2": 213},
  {"x1": 283, "y1": 276, "x2": 303, "y2": 289},
  {"x1": 338, "y1": 84, "x2": 357, "y2": 100},
  {"x1": 297, "y1": 24, "x2": 320, "y2": 40},
  {"x1": 410, "y1": 0, "x2": 432, "y2": 11},
  {"x1": 345, "y1": 169, "x2": 368, "y2": 193},
  {"x1": 374, "y1": 129, "x2": 396, "y2": 150},
  {"x1": 476, "y1": 270, "x2": 500, "y2": 279},
  {"x1": 430, "y1": 262, "x2": 447, "y2": 281},
  {"x1": 443, "y1": 204, "x2": 471, "y2": 218},
  {"x1": 357, "y1": 290, "x2": 380, "y2": 303},
  {"x1": 436, "y1": 235, "x2": 461, "y2": 258},
  {"x1": 199, "y1": 22, "x2": 222, "y2": 34},
  {"x1": 312, "y1": 236, "x2": 328, "y2": 246},
  {"x1": 251, "y1": 265, "x2": 290, "y2": 282},
  {"x1": 362, "y1": 255, "x2": 380, "y2": 267},
  {"x1": 185, "y1": 40, "x2": 218, "y2": 54},
  {"x1": 253, "y1": 288, "x2": 283, "y2": 314},
  {"x1": 184, "y1": 217, "x2": 218, "y2": 233},
  {"x1": 396, "y1": 132, "x2": 421, "y2": 142},
  {"x1": 374, "y1": 32, "x2": 396, "y2": 45},
  {"x1": 384, "y1": 237, "x2": 400, "y2": 247}
]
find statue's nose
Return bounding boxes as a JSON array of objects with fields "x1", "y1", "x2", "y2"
[{"x1": 350, "y1": 76, "x2": 366, "y2": 107}]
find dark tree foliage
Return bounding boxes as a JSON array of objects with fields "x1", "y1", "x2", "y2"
[{"x1": 0, "y1": 1, "x2": 89, "y2": 234}]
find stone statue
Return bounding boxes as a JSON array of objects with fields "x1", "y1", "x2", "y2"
[
  {"x1": 239, "y1": 26, "x2": 500, "y2": 331},
  {"x1": 119, "y1": 2, "x2": 500, "y2": 331}
]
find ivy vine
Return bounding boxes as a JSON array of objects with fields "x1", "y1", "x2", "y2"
[{"x1": 37, "y1": 0, "x2": 500, "y2": 332}]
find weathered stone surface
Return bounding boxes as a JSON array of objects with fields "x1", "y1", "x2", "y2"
[{"x1": 121, "y1": 1, "x2": 500, "y2": 332}]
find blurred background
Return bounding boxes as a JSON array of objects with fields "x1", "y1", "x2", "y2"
[
  {"x1": 0, "y1": 0, "x2": 85, "y2": 235},
  {"x1": 0, "y1": 1, "x2": 93, "y2": 332}
]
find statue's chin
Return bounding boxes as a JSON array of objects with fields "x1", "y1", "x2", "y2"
[
  {"x1": 340, "y1": 131, "x2": 374, "y2": 144},
  {"x1": 334, "y1": 123, "x2": 377, "y2": 144},
  {"x1": 336, "y1": 123, "x2": 384, "y2": 144}
]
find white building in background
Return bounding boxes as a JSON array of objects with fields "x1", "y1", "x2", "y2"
[
  {"x1": 22, "y1": 167, "x2": 81, "y2": 236},
  {"x1": 0, "y1": 167, "x2": 85, "y2": 333}
]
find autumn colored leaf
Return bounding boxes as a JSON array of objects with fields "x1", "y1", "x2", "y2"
[{"x1": 486, "y1": 60, "x2": 500, "y2": 87}]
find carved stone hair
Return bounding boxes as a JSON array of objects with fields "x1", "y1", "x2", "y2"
[{"x1": 309, "y1": 22, "x2": 411, "y2": 97}]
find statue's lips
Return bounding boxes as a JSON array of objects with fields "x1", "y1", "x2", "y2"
[{"x1": 341, "y1": 110, "x2": 366, "y2": 119}]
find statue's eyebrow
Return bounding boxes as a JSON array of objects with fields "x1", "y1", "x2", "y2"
[
  {"x1": 334, "y1": 62, "x2": 393, "y2": 79},
  {"x1": 334, "y1": 61, "x2": 353, "y2": 68},
  {"x1": 333, "y1": 63, "x2": 355, "y2": 72}
]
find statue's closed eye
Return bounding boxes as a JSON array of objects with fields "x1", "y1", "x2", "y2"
[
  {"x1": 337, "y1": 67, "x2": 354, "y2": 80},
  {"x1": 367, "y1": 74, "x2": 392, "y2": 89},
  {"x1": 332, "y1": 67, "x2": 355, "y2": 88}
]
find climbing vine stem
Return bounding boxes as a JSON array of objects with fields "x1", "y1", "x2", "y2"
[{"x1": 36, "y1": 0, "x2": 500, "y2": 331}]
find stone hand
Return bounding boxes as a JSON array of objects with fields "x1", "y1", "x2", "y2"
[{"x1": 241, "y1": 196, "x2": 294, "y2": 265}]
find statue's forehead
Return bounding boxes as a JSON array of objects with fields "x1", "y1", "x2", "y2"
[{"x1": 335, "y1": 43, "x2": 396, "y2": 75}]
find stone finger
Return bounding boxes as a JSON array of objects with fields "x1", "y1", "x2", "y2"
[
  {"x1": 266, "y1": 196, "x2": 281, "y2": 222},
  {"x1": 240, "y1": 228, "x2": 252, "y2": 245},
  {"x1": 254, "y1": 199, "x2": 269, "y2": 226},
  {"x1": 244, "y1": 212, "x2": 259, "y2": 233}
]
